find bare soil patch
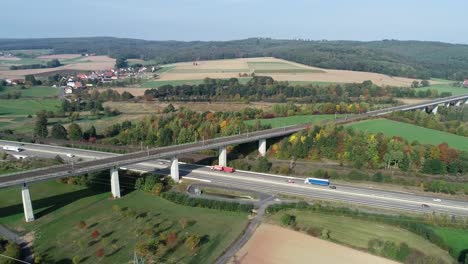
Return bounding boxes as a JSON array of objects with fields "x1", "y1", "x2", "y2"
[
  {"x1": 0, "y1": 56, "x2": 21, "y2": 61},
  {"x1": 231, "y1": 224, "x2": 398, "y2": 264}
]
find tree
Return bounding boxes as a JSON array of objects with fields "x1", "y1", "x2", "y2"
[
  {"x1": 411, "y1": 80, "x2": 420, "y2": 88},
  {"x1": 25, "y1": 74, "x2": 38, "y2": 85},
  {"x1": 46, "y1": 59, "x2": 62, "y2": 68},
  {"x1": 163, "y1": 103, "x2": 176, "y2": 113},
  {"x1": 51, "y1": 123, "x2": 67, "y2": 139},
  {"x1": 84, "y1": 125, "x2": 97, "y2": 139},
  {"x1": 280, "y1": 214, "x2": 296, "y2": 226},
  {"x1": 34, "y1": 111, "x2": 48, "y2": 138},
  {"x1": 421, "y1": 79, "x2": 430, "y2": 87},
  {"x1": 115, "y1": 56, "x2": 128, "y2": 69},
  {"x1": 68, "y1": 122, "x2": 83, "y2": 141}
]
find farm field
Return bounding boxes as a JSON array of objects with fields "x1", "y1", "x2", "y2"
[
  {"x1": 0, "y1": 180, "x2": 248, "y2": 264},
  {"x1": 416, "y1": 84, "x2": 468, "y2": 96},
  {"x1": 245, "y1": 114, "x2": 341, "y2": 128},
  {"x1": 233, "y1": 223, "x2": 398, "y2": 264},
  {"x1": 0, "y1": 99, "x2": 61, "y2": 115},
  {"x1": 141, "y1": 77, "x2": 251, "y2": 88},
  {"x1": 432, "y1": 227, "x2": 468, "y2": 261},
  {"x1": 0, "y1": 55, "x2": 115, "y2": 79},
  {"x1": 349, "y1": 119, "x2": 468, "y2": 152},
  {"x1": 157, "y1": 57, "x2": 427, "y2": 87},
  {"x1": 0, "y1": 86, "x2": 58, "y2": 98},
  {"x1": 267, "y1": 209, "x2": 454, "y2": 263}
]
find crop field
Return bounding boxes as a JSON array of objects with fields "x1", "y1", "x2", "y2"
[
  {"x1": 268, "y1": 209, "x2": 454, "y2": 263},
  {"x1": 349, "y1": 119, "x2": 468, "y2": 152},
  {"x1": 0, "y1": 55, "x2": 115, "y2": 79},
  {"x1": 245, "y1": 114, "x2": 342, "y2": 128},
  {"x1": 0, "y1": 99, "x2": 61, "y2": 115},
  {"x1": 156, "y1": 57, "x2": 425, "y2": 87},
  {"x1": 141, "y1": 77, "x2": 252, "y2": 88},
  {"x1": 0, "y1": 181, "x2": 248, "y2": 264},
  {"x1": 0, "y1": 86, "x2": 58, "y2": 98}
]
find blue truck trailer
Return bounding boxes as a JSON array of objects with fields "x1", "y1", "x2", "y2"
[{"x1": 304, "y1": 177, "x2": 330, "y2": 186}]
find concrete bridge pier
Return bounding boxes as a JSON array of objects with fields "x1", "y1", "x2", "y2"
[
  {"x1": 219, "y1": 147, "x2": 227, "y2": 167},
  {"x1": 110, "y1": 167, "x2": 121, "y2": 198},
  {"x1": 21, "y1": 183, "x2": 34, "y2": 222},
  {"x1": 170, "y1": 157, "x2": 180, "y2": 182},
  {"x1": 431, "y1": 105, "x2": 439, "y2": 114},
  {"x1": 258, "y1": 139, "x2": 267, "y2": 157},
  {"x1": 455, "y1": 101, "x2": 462, "y2": 106}
]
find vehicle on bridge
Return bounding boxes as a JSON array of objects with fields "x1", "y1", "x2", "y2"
[
  {"x1": 304, "y1": 177, "x2": 330, "y2": 186},
  {"x1": 2, "y1": 145, "x2": 23, "y2": 152},
  {"x1": 211, "y1": 165, "x2": 235, "y2": 173}
]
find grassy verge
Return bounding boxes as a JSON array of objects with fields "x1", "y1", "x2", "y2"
[
  {"x1": 200, "y1": 187, "x2": 258, "y2": 200},
  {"x1": 268, "y1": 209, "x2": 454, "y2": 263},
  {"x1": 0, "y1": 180, "x2": 248, "y2": 263},
  {"x1": 432, "y1": 227, "x2": 468, "y2": 260},
  {"x1": 349, "y1": 119, "x2": 468, "y2": 152}
]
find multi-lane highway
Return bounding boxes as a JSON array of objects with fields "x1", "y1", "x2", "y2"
[
  {"x1": 1, "y1": 140, "x2": 468, "y2": 216},
  {"x1": 1, "y1": 94, "x2": 467, "y2": 188}
]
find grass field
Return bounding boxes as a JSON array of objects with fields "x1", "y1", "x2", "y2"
[
  {"x1": 0, "y1": 86, "x2": 58, "y2": 98},
  {"x1": 0, "y1": 99, "x2": 61, "y2": 115},
  {"x1": 0, "y1": 181, "x2": 248, "y2": 263},
  {"x1": 245, "y1": 114, "x2": 341, "y2": 128},
  {"x1": 416, "y1": 84, "x2": 468, "y2": 96},
  {"x1": 432, "y1": 227, "x2": 468, "y2": 260},
  {"x1": 269, "y1": 209, "x2": 453, "y2": 263},
  {"x1": 349, "y1": 119, "x2": 468, "y2": 152}
]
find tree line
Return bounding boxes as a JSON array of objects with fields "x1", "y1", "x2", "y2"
[
  {"x1": 9, "y1": 58, "x2": 62, "y2": 70},
  {"x1": 144, "y1": 77, "x2": 450, "y2": 103}
]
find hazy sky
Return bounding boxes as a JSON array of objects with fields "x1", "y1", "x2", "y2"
[{"x1": 2, "y1": 0, "x2": 467, "y2": 43}]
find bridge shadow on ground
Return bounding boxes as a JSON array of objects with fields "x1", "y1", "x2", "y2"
[{"x1": 0, "y1": 188, "x2": 106, "y2": 220}]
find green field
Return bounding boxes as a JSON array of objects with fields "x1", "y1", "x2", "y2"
[
  {"x1": 247, "y1": 61, "x2": 323, "y2": 73},
  {"x1": 0, "y1": 99, "x2": 61, "y2": 115},
  {"x1": 142, "y1": 77, "x2": 251, "y2": 88},
  {"x1": 0, "y1": 181, "x2": 248, "y2": 263},
  {"x1": 269, "y1": 209, "x2": 453, "y2": 263},
  {"x1": 0, "y1": 86, "x2": 58, "y2": 98},
  {"x1": 349, "y1": 119, "x2": 468, "y2": 152},
  {"x1": 245, "y1": 114, "x2": 342, "y2": 128},
  {"x1": 432, "y1": 227, "x2": 468, "y2": 260},
  {"x1": 417, "y1": 84, "x2": 468, "y2": 96}
]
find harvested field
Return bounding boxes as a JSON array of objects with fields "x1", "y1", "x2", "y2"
[
  {"x1": 232, "y1": 224, "x2": 398, "y2": 264},
  {"x1": 0, "y1": 56, "x2": 20, "y2": 61},
  {"x1": 0, "y1": 56, "x2": 115, "y2": 79},
  {"x1": 158, "y1": 57, "x2": 427, "y2": 87},
  {"x1": 37, "y1": 54, "x2": 82, "y2": 59}
]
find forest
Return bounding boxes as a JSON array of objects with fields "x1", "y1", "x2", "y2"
[{"x1": 2, "y1": 37, "x2": 468, "y2": 80}]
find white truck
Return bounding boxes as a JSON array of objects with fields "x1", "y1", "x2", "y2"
[{"x1": 2, "y1": 145, "x2": 23, "y2": 152}]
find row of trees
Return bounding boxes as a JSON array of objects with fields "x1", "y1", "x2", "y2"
[
  {"x1": 9, "y1": 58, "x2": 62, "y2": 70},
  {"x1": 270, "y1": 125, "x2": 467, "y2": 175},
  {"x1": 144, "y1": 77, "x2": 449, "y2": 103},
  {"x1": 34, "y1": 110, "x2": 97, "y2": 140}
]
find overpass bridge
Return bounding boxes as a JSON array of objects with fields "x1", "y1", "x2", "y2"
[{"x1": 1, "y1": 94, "x2": 467, "y2": 222}]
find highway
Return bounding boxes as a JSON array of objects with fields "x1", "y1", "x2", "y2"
[
  {"x1": 0, "y1": 94, "x2": 467, "y2": 188},
  {"x1": 1, "y1": 141, "x2": 468, "y2": 217}
]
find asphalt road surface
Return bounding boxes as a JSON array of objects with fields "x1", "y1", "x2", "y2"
[{"x1": 1, "y1": 140, "x2": 468, "y2": 217}]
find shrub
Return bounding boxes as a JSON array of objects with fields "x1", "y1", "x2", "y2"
[
  {"x1": 179, "y1": 218, "x2": 188, "y2": 229},
  {"x1": 161, "y1": 192, "x2": 253, "y2": 213},
  {"x1": 306, "y1": 226, "x2": 322, "y2": 237},
  {"x1": 77, "y1": 220, "x2": 86, "y2": 229},
  {"x1": 320, "y1": 229, "x2": 330, "y2": 240},
  {"x1": 96, "y1": 248, "x2": 104, "y2": 257},
  {"x1": 166, "y1": 232, "x2": 178, "y2": 248},
  {"x1": 280, "y1": 213, "x2": 296, "y2": 226},
  {"x1": 91, "y1": 230, "x2": 100, "y2": 239}
]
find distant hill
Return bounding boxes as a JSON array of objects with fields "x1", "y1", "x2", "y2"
[{"x1": 1, "y1": 37, "x2": 468, "y2": 80}]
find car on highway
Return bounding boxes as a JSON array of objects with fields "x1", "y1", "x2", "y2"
[
  {"x1": 421, "y1": 204, "x2": 430, "y2": 208},
  {"x1": 286, "y1": 179, "x2": 295, "y2": 184},
  {"x1": 66, "y1": 153, "x2": 75, "y2": 158},
  {"x1": 329, "y1": 185, "x2": 337, "y2": 189},
  {"x1": 433, "y1": 198, "x2": 442, "y2": 202}
]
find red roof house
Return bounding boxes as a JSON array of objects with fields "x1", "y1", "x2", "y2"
[{"x1": 463, "y1": 79, "x2": 468, "y2": 87}]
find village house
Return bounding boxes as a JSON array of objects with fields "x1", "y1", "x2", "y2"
[{"x1": 463, "y1": 79, "x2": 468, "y2": 87}]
